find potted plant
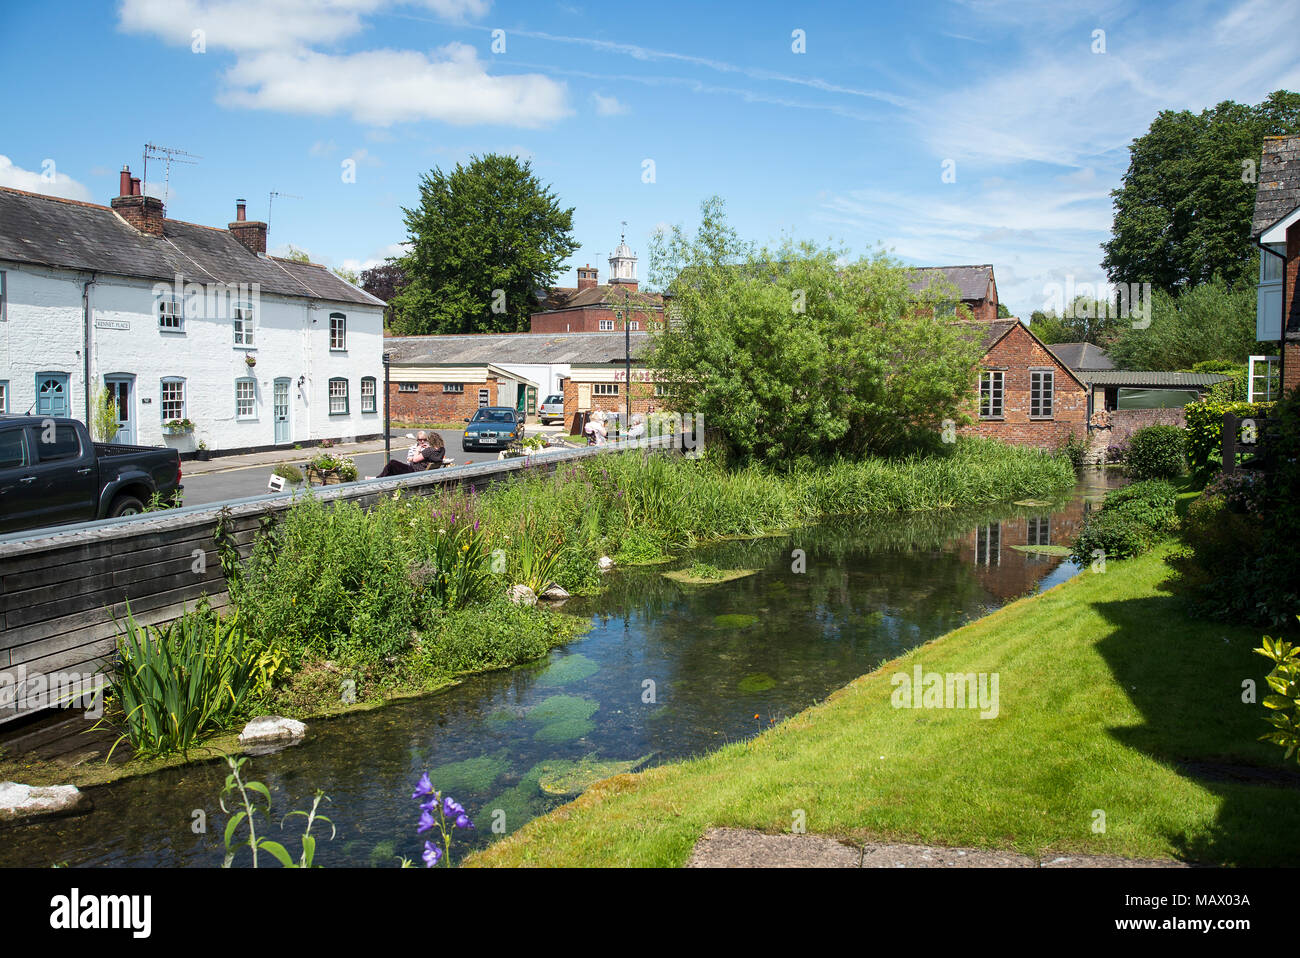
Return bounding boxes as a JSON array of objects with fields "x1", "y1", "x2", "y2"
[
  {"x1": 195, "y1": 439, "x2": 211, "y2": 461},
  {"x1": 244, "y1": 354, "x2": 257, "y2": 368},
  {"x1": 162, "y1": 418, "x2": 194, "y2": 436},
  {"x1": 304, "y1": 452, "x2": 358, "y2": 486}
]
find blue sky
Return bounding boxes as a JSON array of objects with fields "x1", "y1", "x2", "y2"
[{"x1": 2, "y1": 0, "x2": 1298, "y2": 317}]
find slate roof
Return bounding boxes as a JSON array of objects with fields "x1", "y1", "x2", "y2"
[
  {"x1": 387, "y1": 330, "x2": 653, "y2": 366},
  {"x1": 0, "y1": 186, "x2": 384, "y2": 308},
  {"x1": 534, "y1": 283, "x2": 664, "y2": 313},
  {"x1": 1047, "y1": 342, "x2": 1115, "y2": 371},
  {"x1": 1080, "y1": 371, "x2": 1229, "y2": 387},
  {"x1": 907, "y1": 265, "x2": 995, "y2": 301},
  {"x1": 956, "y1": 319, "x2": 1018, "y2": 353},
  {"x1": 1252, "y1": 136, "x2": 1300, "y2": 238}
]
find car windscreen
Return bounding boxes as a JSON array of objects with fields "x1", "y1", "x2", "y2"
[
  {"x1": 472, "y1": 410, "x2": 515, "y2": 423},
  {"x1": 544, "y1": 395, "x2": 562, "y2": 404}
]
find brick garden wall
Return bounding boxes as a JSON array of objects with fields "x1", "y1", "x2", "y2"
[
  {"x1": 959, "y1": 323, "x2": 1087, "y2": 449},
  {"x1": 389, "y1": 377, "x2": 497, "y2": 423},
  {"x1": 562, "y1": 377, "x2": 659, "y2": 427}
]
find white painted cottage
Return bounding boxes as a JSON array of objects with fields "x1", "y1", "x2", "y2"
[{"x1": 0, "y1": 168, "x2": 386, "y2": 456}]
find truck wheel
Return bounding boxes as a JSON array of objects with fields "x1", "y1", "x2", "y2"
[{"x1": 108, "y1": 495, "x2": 145, "y2": 517}]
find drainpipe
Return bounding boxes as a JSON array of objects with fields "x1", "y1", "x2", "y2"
[{"x1": 82, "y1": 272, "x2": 97, "y2": 425}]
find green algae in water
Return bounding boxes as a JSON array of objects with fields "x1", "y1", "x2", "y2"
[
  {"x1": 536, "y1": 753, "x2": 654, "y2": 796},
  {"x1": 526, "y1": 695, "x2": 599, "y2": 724},
  {"x1": 532, "y1": 653, "x2": 600, "y2": 688},
  {"x1": 738, "y1": 673, "x2": 777, "y2": 692},
  {"x1": 533, "y1": 717, "x2": 596, "y2": 743},
  {"x1": 482, "y1": 762, "x2": 549, "y2": 836},
  {"x1": 1010, "y1": 544, "x2": 1071, "y2": 556},
  {"x1": 485, "y1": 709, "x2": 520, "y2": 731},
  {"x1": 427, "y1": 754, "x2": 511, "y2": 795},
  {"x1": 713, "y1": 613, "x2": 759, "y2": 629},
  {"x1": 369, "y1": 839, "x2": 396, "y2": 868}
]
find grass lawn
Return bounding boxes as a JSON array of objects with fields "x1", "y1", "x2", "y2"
[{"x1": 468, "y1": 540, "x2": 1299, "y2": 867}]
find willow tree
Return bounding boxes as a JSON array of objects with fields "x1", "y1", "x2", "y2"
[{"x1": 648, "y1": 197, "x2": 980, "y2": 461}]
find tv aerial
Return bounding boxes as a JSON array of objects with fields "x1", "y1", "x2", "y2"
[
  {"x1": 268, "y1": 190, "x2": 303, "y2": 240},
  {"x1": 142, "y1": 143, "x2": 200, "y2": 205}
]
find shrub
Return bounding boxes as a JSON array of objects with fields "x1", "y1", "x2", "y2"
[
  {"x1": 274, "y1": 464, "x2": 304, "y2": 484},
  {"x1": 1183, "y1": 399, "x2": 1274, "y2": 484},
  {"x1": 1255, "y1": 626, "x2": 1300, "y2": 764},
  {"x1": 415, "y1": 598, "x2": 569, "y2": 676},
  {"x1": 104, "y1": 605, "x2": 261, "y2": 757},
  {"x1": 1070, "y1": 480, "x2": 1178, "y2": 563},
  {"x1": 1057, "y1": 431, "x2": 1087, "y2": 470},
  {"x1": 1192, "y1": 360, "x2": 1248, "y2": 404},
  {"x1": 1125, "y1": 424, "x2": 1186, "y2": 480}
]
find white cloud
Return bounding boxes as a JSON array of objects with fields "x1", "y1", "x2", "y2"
[
  {"x1": 591, "y1": 92, "x2": 627, "y2": 116},
  {"x1": 218, "y1": 43, "x2": 568, "y2": 127},
  {"x1": 309, "y1": 139, "x2": 337, "y2": 156},
  {"x1": 0, "y1": 156, "x2": 92, "y2": 201},
  {"x1": 119, "y1": 0, "x2": 384, "y2": 53}
]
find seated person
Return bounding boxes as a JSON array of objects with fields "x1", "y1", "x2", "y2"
[
  {"x1": 584, "y1": 411, "x2": 608, "y2": 445},
  {"x1": 377, "y1": 432, "x2": 446, "y2": 477},
  {"x1": 626, "y1": 413, "x2": 647, "y2": 441}
]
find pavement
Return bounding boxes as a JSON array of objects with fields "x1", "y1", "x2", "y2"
[
  {"x1": 179, "y1": 423, "x2": 566, "y2": 507},
  {"x1": 685, "y1": 828, "x2": 1191, "y2": 868}
]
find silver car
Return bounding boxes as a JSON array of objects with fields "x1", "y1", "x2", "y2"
[{"x1": 538, "y1": 393, "x2": 565, "y2": 425}]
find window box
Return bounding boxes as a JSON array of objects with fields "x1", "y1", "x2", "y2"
[{"x1": 162, "y1": 418, "x2": 194, "y2": 435}]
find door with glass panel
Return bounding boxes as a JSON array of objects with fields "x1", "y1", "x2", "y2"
[
  {"x1": 273, "y1": 378, "x2": 291, "y2": 444},
  {"x1": 104, "y1": 374, "x2": 135, "y2": 444}
]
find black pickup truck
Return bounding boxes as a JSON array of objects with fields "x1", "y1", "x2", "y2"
[{"x1": 0, "y1": 416, "x2": 183, "y2": 535}]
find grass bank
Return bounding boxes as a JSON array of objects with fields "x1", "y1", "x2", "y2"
[{"x1": 468, "y1": 541, "x2": 1298, "y2": 867}]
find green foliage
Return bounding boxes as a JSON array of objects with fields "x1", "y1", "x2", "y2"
[
  {"x1": 1108, "y1": 280, "x2": 1264, "y2": 370},
  {"x1": 104, "y1": 605, "x2": 261, "y2": 758},
  {"x1": 273, "y1": 463, "x2": 304, "y2": 484},
  {"x1": 647, "y1": 196, "x2": 982, "y2": 460},
  {"x1": 686, "y1": 560, "x2": 724, "y2": 580},
  {"x1": 91, "y1": 384, "x2": 119, "y2": 441},
  {"x1": 1070, "y1": 480, "x2": 1179, "y2": 563},
  {"x1": 1125, "y1": 424, "x2": 1186, "y2": 480},
  {"x1": 1255, "y1": 628, "x2": 1300, "y2": 763},
  {"x1": 219, "y1": 756, "x2": 334, "y2": 868},
  {"x1": 1192, "y1": 360, "x2": 1248, "y2": 403},
  {"x1": 282, "y1": 245, "x2": 312, "y2": 263},
  {"x1": 1027, "y1": 302, "x2": 1124, "y2": 347},
  {"x1": 1183, "y1": 399, "x2": 1274, "y2": 483},
  {"x1": 391, "y1": 153, "x2": 579, "y2": 335},
  {"x1": 1102, "y1": 91, "x2": 1300, "y2": 293},
  {"x1": 305, "y1": 453, "x2": 358, "y2": 482},
  {"x1": 1057, "y1": 431, "x2": 1087, "y2": 470},
  {"x1": 414, "y1": 597, "x2": 567, "y2": 676}
]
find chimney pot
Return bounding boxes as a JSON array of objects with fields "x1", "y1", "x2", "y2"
[
  {"x1": 119, "y1": 166, "x2": 132, "y2": 198},
  {"x1": 131, "y1": 177, "x2": 142, "y2": 196},
  {"x1": 236, "y1": 198, "x2": 247, "y2": 222}
]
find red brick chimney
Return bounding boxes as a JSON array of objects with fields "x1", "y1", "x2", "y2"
[
  {"x1": 228, "y1": 197, "x2": 267, "y2": 255},
  {"x1": 577, "y1": 265, "x2": 598, "y2": 291},
  {"x1": 110, "y1": 164, "x2": 165, "y2": 236}
]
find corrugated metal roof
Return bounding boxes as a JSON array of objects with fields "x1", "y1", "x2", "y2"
[
  {"x1": 0, "y1": 186, "x2": 385, "y2": 308},
  {"x1": 387, "y1": 330, "x2": 653, "y2": 366},
  {"x1": 1081, "y1": 371, "x2": 1229, "y2": 387},
  {"x1": 1252, "y1": 135, "x2": 1300, "y2": 238}
]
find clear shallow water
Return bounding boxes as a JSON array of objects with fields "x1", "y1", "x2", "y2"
[{"x1": 2, "y1": 473, "x2": 1122, "y2": 868}]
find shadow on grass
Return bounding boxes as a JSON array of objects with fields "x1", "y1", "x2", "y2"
[{"x1": 1093, "y1": 589, "x2": 1300, "y2": 866}]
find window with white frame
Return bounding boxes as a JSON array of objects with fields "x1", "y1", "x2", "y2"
[
  {"x1": 599, "y1": 319, "x2": 614, "y2": 331},
  {"x1": 594, "y1": 383, "x2": 619, "y2": 396},
  {"x1": 398, "y1": 382, "x2": 418, "y2": 393},
  {"x1": 330, "y1": 313, "x2": 346, "y2": 350},
  {"x1": 361, "y1": 376, "x2": 377, "y2": 413},
  {"x1": 1030, "y1": 370, "x2": 1054, "y2": 418},
  {"x1": 443, "y1": 383, "x2": 464, "y2": 393},
  {"x1": 0, "y1": 271, "x2": 6, "y2": 322},
  {"x1": 976, "y1": 523, "x2": 1001, "y2": 566},
  {"x1": 0, "y1": 380, "x2": 7, "y2": 412},
  {"x1": 628, "y1": 320, "x2": 639, "y2": 331},
  {"x1": 1248, "y1": 355, "x2": 1280, "y2": 402},
  {"x1": 328, "y1": 377, "x2": 348, "y2": 415},
  {"x1": 979, "y1": 371, "x2": 1004, "y2": 418},
  {"x1": 233, "y1": 302, "x2": 255, "y2": 346},
  {"x1": 654, "y1": 382, "x2": 668, "y2": 397},
  {"x1": 1027, "y1": 516, "x2": 1050, "y2": 546},
  {"x1": 235, "y1": 378, "x2": 257, "y2": 418},
  {"x1": 161, "y1": 378, "x2": 186, "y2": 421},
  {"x1": 158, "y1": 295, "x2": 184, "y2": 331}
]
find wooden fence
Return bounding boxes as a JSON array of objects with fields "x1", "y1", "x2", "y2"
[{"x1": 0, "y1": 438, "x2": 677, "y2": 725}]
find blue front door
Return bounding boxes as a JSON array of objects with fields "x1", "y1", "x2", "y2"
[
  {"x1": 104, "y1": 375, "x2": 135, "y2": 444},
  {"x1": 273, "y1": 379, "x2": 291, "y2": 444},
  {"x1": 35, "y1": 372, "x2": 70, "y2": 418}
]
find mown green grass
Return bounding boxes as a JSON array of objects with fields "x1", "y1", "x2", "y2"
[{"x1": 468, "y1": 542, "x2": 1297, "y2": 867}]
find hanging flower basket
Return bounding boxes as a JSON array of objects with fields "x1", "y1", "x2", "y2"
[{"x1": 244, "y1": 354, "x2": 257, "y2": 368}]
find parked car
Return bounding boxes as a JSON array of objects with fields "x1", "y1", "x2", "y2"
[
  {"x1": 0, "y1": 416, "x2": 183, "y2": 535},
  {"x1": 462, "y1": 407, "x2": 524, "y2": 452},
  {"x1": 538, "y1": 394, "x2": 565, "y2": 425}
]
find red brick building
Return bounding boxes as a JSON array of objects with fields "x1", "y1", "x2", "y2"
[
  {"x1": 1252, "y1": 134, "x2": 1300, "y2": 395},
  {"x1": 910, "y1": 265, "x2": 1000, "y2": 322},
  {"x1": 960, "y1": 319, "x2": 1088, "y2": 449},
  {"x1": 530, "y1": 237, "x2": 664, "y2": 333}
]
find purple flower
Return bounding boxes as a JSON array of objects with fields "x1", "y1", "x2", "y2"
[
  {"x1": 455, "y1": 812, "x2": 474, "y2": 830},
  {"x1": 422, "y1": 841, "x2": 442, "y2": 868},
  {"x1": 443, "y1": 796, "x2": 465, "y2": 819},
  {"x1": 417, "y1": 809, "x2": 437, "y2": 834},
  {"x1": 412, "y1": 773, "x2": 433, "y2": 800}
]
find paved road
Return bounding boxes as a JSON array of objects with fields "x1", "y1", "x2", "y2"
[{"x1": 180, "y1": 427, "x2": 556, "y2": 507}]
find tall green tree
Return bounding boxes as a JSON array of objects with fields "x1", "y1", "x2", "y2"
[
  {"x1": 391, "y1": 154, "x2": 578, "y2": 335},
  {"x1": 1102, "y1": 90, "x2": 1300, "y2": 293},
  {"x1": 1027, "y1": 298, "x2": 1125, "y2": 346},
  {"x1": 649, "y1": 197, "x2": 981, "y2": 461},
  {"x1": 1108, "y1": 279, "x2": 1264, "y2": 371}
]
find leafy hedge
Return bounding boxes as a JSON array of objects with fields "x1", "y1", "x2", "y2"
[
  {"x1": 1125, "y1": 424, "x2": 1186, "y2": 480},
  {"x1": 1183, "y1": 400, "x2": 1274, "y2": 484},
  {"x1": 1070, "y1": 479, "x2": 1179, "y2": 564}
]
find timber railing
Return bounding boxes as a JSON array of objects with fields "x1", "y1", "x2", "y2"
[{"x1": 0, "y1": 437, "x2": 678, "y2": 725}]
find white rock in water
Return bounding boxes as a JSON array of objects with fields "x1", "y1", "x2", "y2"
[
  {"x1": 598, "y1": 556, "x2": 615, "y2": 572},
  {"x1": 239, "y1": 715, "x2": 307, "y2": 747},
  {"x1": 508, "y1": 584, "x2": 538, "y2": 606},
  {"x1": 0, "y1": 781, "x2": 91, "y2": 825},
  {"x1": 539, "y1": 583, "x2": 571, "y2": 600}
]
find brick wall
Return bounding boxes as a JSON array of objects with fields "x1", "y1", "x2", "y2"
[
  {"x1": 530, "y1": 305, "x2": 662, "y2": 333},
  {"x1": 561, "y1": 376, "x2": 659, "y2": 427},
  {"x1": 1285, "y1": 223, "x2": 1300, "y2": 394},
  {"x1": 960, "y1": 323, "x2": 1087, "y2": 449},
  {"x1": 956, "y1": 496, "x2": 1089, "y2": 601},
  {"x1": 389, "y1": 377, "x2": 496, "y2": 423}
]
